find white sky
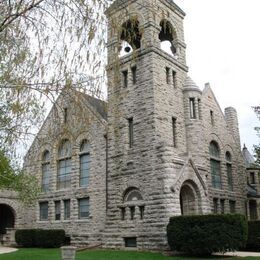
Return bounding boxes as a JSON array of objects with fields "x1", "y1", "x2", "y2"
[{"x1": 173, "y1": 0, "x2": 259, "y2": 154}]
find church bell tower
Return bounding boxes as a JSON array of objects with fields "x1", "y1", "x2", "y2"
[{"x1": 105, "y1": 0, "x2": 190, "y2": 249}]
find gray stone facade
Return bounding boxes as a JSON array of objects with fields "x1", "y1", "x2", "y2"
[
  {"x1": 0, "y1": 0, "x2": 248, "y2": 250},
  {"x1": 22, "y1": 90, "x2": 108, "y2": 246}
]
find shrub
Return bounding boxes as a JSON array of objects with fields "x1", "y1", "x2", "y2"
[
  {"x1": 15, "y1": 229, "x2": 36, "y2": 247},
  {"x1": 15, "y1": 229, "x2": 66, "y2": 248},
  {"x1": 167, "y1": 214, "x2": 248, "y2": 256},
  {"x1": 245, "y1": 221, "x2": 260, "y2": 252}
]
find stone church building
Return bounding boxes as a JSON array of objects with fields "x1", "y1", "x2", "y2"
[{"x1": 0, "y1": 0, "x2": 251, "y2": 249}]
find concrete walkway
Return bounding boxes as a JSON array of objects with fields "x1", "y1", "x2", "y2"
[
  {"x1": 0, "y1": 246, "x2": 18, "y2": 254},
  {"x1": 215, "y1": 251, "x2": 260, "y2": 257}
]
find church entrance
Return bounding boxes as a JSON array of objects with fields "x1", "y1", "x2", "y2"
[
  {"x1": 0, "y1": 204, "x2": 15, "y2": 235},
  {"x1": 180, "y1": 181, "x2": 200, "y2": 215}
]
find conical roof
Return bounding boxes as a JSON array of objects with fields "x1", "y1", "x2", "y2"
[
  {"x1": 183, "y1": 76, "x2": 201, "y2": 92},
  {"x1": 242, "y1": 144, "x2": 258, "y2": 168}
]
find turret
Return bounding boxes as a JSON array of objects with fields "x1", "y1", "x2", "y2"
[
  {"x1": 183, "y1": 76, "x2": 203, "y2": 161},
  {"x1": 225, "y1": 107, "x2": 241, "y2": 149}
]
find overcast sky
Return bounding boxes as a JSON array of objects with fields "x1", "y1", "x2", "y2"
[{"x1": 173, "y1": 0, "x2": 259, "y2": 154}]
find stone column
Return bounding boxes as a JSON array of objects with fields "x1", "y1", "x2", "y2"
[{"x1": 61, "y1": 246, "x2": 76, "y2": 260}]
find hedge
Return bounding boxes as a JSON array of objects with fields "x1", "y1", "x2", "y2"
[
  {"x1": 15, "y1": 229, "x2": 66, "y2": 248},
  {"x1": 167, "y1": 214, "x2": 248, "y2": 256},
  {"x1": 245, "y1": 221, "x2": 260, "y2": 252}
]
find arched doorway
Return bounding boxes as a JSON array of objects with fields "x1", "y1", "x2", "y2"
[
  {"x1": 0, "y1": 204, "x2": 15, "y2": 235},
  {"x1": 180, "y1": 182, "x2": 201, "y2": 216}
]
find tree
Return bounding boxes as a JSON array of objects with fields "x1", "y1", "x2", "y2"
[
  {"x1": 253, "y1": 105, "x2": 260, "y2": 163},
  {"x1": 0, "y1": 150, "x2": 39, "y2": 205},
  {"x1": 0, "y1": 0, "x2": 112, "y2": 200},
  {"x1": 0, "y1": 0, "x2": 153, "y2": 200},
  {"x1": 0, "y1": 0, "x2": 110, "y2": 155}
]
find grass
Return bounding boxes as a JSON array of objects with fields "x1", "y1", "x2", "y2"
[{"x1": 0, "y1": 249, "x2": 259, "y2": 260}]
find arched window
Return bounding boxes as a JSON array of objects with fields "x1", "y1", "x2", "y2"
[
  {"x1": 42, "y1": 150, "x2": 50, "y2": 192},
  {"x1": 159, "y1": 20, "x2": 177, "y2": 56},
  {"x1": 124, "y1": 188, "x2": 143, "y2": 202},
  {"x1": 57, "y1": 139, "x2": 71, "y2": 190},
  {"x1": 119, "y1": 18, "x2": 142, "y2": 57},
  {"x1": 79, "y1": 139, "x2": 91, "y2": 187},
  {"x1": 226, "y1": 151, "x2": 233, "y2": 191},
  {"x1": 121, "y1": 188, "x2": 144, "y2": 221},
  {"x1": 209, "y1": 141, "x2": 221, "y2": 189}
]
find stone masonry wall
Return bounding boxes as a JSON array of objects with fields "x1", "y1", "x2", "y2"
[
  {"x1": 104, "y1": 0, "x2": 246, "y2": 250},
  {"x1": 23, "y1": 89, "x2": 107, "y2": 246},
  {"x1": 201, "y1": 85, "x2": 246, "y2": 214}
]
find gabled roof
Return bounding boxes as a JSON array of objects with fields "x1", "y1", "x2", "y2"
[
  {"x1": 202, "y1": 83, "x2": 229, "y2": 124},
  {"x1": 80, "y1": 92, "x2": 107, "y2": 120}
]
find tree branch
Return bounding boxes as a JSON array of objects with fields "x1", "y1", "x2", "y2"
[{"x1": 0, "y1": 0, "x2": 45, "y2": 33}]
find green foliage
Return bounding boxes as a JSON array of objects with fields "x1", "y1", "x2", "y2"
[
  {"x1": 167, "y1": 214, "x2": 248, "y2": 256},
  {"x1": 15, "y1": 230, "x2": 36, "y2": 248},
  {"x1": 15, "y1": 229, "x2": 66, "y2": 248},
  {"x1": 0, "y1": 149, "x2": 15, "y2": 187},
  {"x1": 0, "y1": 150, "x2": 40, "y2": 205},
  {"x1": 245, "y1": 221, "x2": 260, "y2": 252},
  {"x1": 0, "y1": 0, "x2": 109, "y2": 159}
]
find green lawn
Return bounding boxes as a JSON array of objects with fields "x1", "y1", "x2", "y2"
[{"x1": 0, "y1": 249, "x2": 258, "y2": 260}]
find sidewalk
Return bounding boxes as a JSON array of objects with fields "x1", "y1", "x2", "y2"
[
  {"x1": 215, "y1": 251, "x2": 260, "y2": 257},
  {"x1": 0, "y1": 247, "x2": 18, "y2": 254}
]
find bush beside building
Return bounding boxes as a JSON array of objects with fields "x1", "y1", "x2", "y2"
[{"x1": 167, "y1": 214, "x2": 248, "y2": 255}]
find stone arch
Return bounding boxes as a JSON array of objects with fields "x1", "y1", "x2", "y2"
[
  {"x1": 75, "y1": 131, "x2": 93, "y2": 152},
  {"x1": 179, "y1": 180, "x2": 201, "y2": 216},
  {"x1": 159, "y1": 19, "x2": 177, "y2": 55},
  {"x1": 119, "y1": 181, "x2": 145, "y2": 202},
  {"x1": 209, "y1": 134, "x2": 224, "y2": 155},
  {"x1": 0, "y1": 204, "x2": 16, "y2": 234},
  {"x1": 117, "y1": 14, "x2": 144, "y2": 57},
  {"x1": 37, "y1": 142, "x2": 52, "y2": 162},
  {"x1": 121, "y1": 18, "x2": 142, "y2": 49},
  {"x1": 120, "y1": 187, "x2": 145, "y2": 221},
  {"x1": 224, "y1": 144, "x2": 234, "y2": 155},
  {"x1": 53, "y1": 131, "x2": 74, "y2": 151},
  {"x1": 123, "y1": 187, "x2": 143, "y2": 203},
  {"x1": 156, "y1": 13, "x2": 181, "y2": 40}
]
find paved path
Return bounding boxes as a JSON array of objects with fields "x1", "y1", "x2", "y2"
[
  {"x1": 215, "y1": 251, "x2": 260, "y2": 257},
  {"x1": 0, "y1": 247, "x2": 18, "y2": 254}
]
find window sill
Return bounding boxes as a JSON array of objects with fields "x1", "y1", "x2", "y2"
[
  {"x1": 61, "y1": 220, "x2": 71, "y2": 223},
  {"x1": 75, "y1": 218, "x2": 90, "y2": 223},
  {"x1": 211, "y1": 187, "x2": 223, "y2": 191},
  {"x1": 36, "y1": 220, "x2": 49, "y2": 223}
]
